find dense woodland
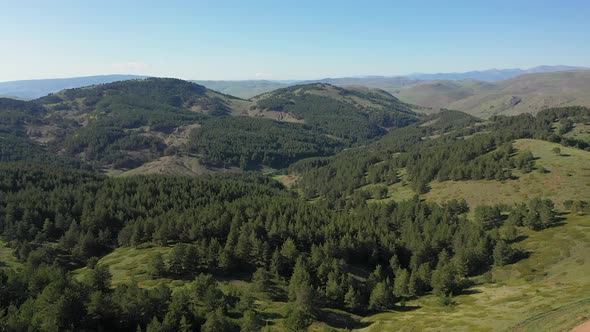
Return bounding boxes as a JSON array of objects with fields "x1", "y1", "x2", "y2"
[
  {"x1": 254, "y1": 84, "x2": 418, "y2": 144},
  {"x1": 189, "y1": 117, "x2": 344, "y2": 169},
  {"x1": 0, "y1": 161, "x2": 563, "y2": 331},
  {"x1": 0, "y1": 80, "x2": 589, "y2": 331}
]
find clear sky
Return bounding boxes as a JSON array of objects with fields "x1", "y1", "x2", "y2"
[{"x1": 1, "y1": 0, "x2": 589, "y2": 81}]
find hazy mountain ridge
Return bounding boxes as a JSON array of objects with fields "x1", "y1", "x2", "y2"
[
  {"x1": 407, "y1": 65, "x2": 588, "y2": 81},
  {"x1": 395, "y1": 70, "x2": 590, "y2": 117},
  {"x1": 2, "y1": 65, "x2": 586, "y2": 100},
  {"x1": 0, "y1": 74, "x2": 147, "y2": 99},
  {"x1": 191, "y1": 80, "x2": 289, "y2": 98}
]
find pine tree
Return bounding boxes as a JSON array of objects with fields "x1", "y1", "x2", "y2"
[
  {"x1": 393, "y1": 268, "x2": 410, "y2": 299},
  {"x1": 179, "y1": 315, "x2": 191, "y2": 332},
  {"x1": 168, "y1": 244, "x2": 186, "y2": 275},
  {"x1": 251, "y1": 267, "x2": 270, "y2": 293},
  {"x1": 147, "y1": 253, "x2": 165, "y2": 278},
  {"x1": 270, "y1": 249, "x2": 282, "y2": 279},
  {"x1": 241, "y1": 310, "x2": 260, "y2": 332},
  {"x1": 344, "y1": 285, "x2": 361, "y2": 312},
  {"x1": 493, "y1": 240, "x2": 513, "y2": 266},
  {"x1": 431, "y1": 250, "x2": 457, "y2": 296},
  {"x1": 369, "y1": 280, "x2": 393, "y2": 311},
  {"x1": 288, "y1": 257, "x2": 312, "y2": 302},
  {"x1": 88, "y1": 264, "x2": 112, "y2": 292},
  {"x1": 325, "y1": 271, "x2": 343, "y2": 304},
  {"x1": 146, "y1": 316, "x2": 163, "y2": 332},
  {"x1": 201, "y1": 308, "x2": 229, "y2": 332},
  {"x1": 284, "y1": 304, "x2": 312, "y2": 332}
]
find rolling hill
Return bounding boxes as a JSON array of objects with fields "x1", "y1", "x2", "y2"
[
  {"x1": 0, "y1": 78, "x2": 421, "y2": 174},
  {"x1": 407, "y1": 65, "x2": 588, "y2": 82},
  {"x1": 394, "y1": 70, "x2": 590, "y2": 118}
]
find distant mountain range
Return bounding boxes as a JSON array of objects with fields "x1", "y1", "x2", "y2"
[
  {"x1": 0, "y1": 65, "x2": 587, "y2": 100},
  {"x1": 0, "y1": 75, "x2": 146, "y2": 99},
  {"x1": 395, "y1": 70, "x2": 590, "y2": 118},
  {"x1": 406, "y1": 65, "x2": 588, "y2": 82}
]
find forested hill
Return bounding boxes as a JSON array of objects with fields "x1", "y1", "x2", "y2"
[
  {"x1": 289, "y1": 107, "x2": 590, "y2": 202},
  {"x1": 250, "y1": 83, "x2": 419, "y2": 144},
  {"x1": 0, "y1": 78, "x2": 421, "y2": 172}
]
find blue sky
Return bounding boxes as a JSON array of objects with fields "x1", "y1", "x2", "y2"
[{"x1": 1, "y1": 0, "x2": 589, "y2": 81}]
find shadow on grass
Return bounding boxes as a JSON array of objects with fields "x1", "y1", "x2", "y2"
[
  {"x1": 457, "y1": 288, "x2": 483, "y2": 296},
  {"x1": 547, "y1": 220, "x2": 566, "y2": 228},
  {"x1": 259, "y1": 311, "x2": 280, "y2": 327},
  {"x1": 548, "y1": 213, "x2": 568, "y2": 228},
  {"x1": 317, "y1": 309, "x2": 371, "y2": 330},
  {"x1": 455, "y1": 279, "x2": 483, "y2": 296},
  {"x1": 512, "y1": 249, "x2": 531, "y2": 262},
  {"x1": 394, "y1": 304, "x2": 421, "y2": 312},
  {"x1": 266, "y1": 281, "x2": 288, "y2": 302},
  {"x1": 509, "y1": 234, "x2": 529, "y2": 244}
]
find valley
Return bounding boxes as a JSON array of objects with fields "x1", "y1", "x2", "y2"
[
  {"x1": 2, "y1": 3, "x2": 589, "y2": 331},
  {"x1": 0, "y1": 76, "x2": 589, "y2": 332}
]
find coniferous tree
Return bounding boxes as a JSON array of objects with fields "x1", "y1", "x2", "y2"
[{"x1": 147, "y1": 253, "x2": 165, "y2": 278}]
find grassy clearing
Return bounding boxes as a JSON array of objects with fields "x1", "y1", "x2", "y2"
[
  {"x1": 423, "y1": 139, "x2": 590, "y2": 208},
  {"x1": 73, "y1": 245, "x2": 177, "y2": 288},
  {"x1": 359, "y1": 213, "x2": 590, "y2": 331},
  {"x1": 363, "y1": 168, "x2": 417, "y2": 203},
  {"x1": 564, "y1": 123, "x2": 590, "y2": 142},
  {"x1": 0, "y1": 238, "x2": 21, "y2": 270},
  {"x1": 273, "y1": 174, "x2": 299, "y2": 187}
]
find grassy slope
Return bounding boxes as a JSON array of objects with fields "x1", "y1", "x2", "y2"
[
  {"x1": 360, "y1": 213, "x2": 590, "y2": 332},
  {"x1": 565, "y1": 123, "x2": 590, "y2": 142},
  {"x1": 72, "y1": 246, "x2": 186, "y2": 288},
  {"x1": 394, "y1": 71, "x2": 590, "y2": 118},
  {"x1": 422, "y1": 139, "x2": 590, "y2": 209},
  {"x1": 394, "y1": 80, "x2": 494, "y2": 112},
  {"x1": 357, "y1": 138, "x2": 590, "y2": 331},
  {"x1": 0, "y1": 239, "x2": 21, "y2": 270}
]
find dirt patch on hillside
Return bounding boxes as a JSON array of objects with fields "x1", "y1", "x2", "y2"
[
  {"x1": 164, "y1": 123, "x2": 201, "y2": 147},
  {"x1": 119, "y1": 155, "x2": 239, "y2": 176},
  {"x1": 571, "y1": 320, "x2": 590, "y2": 332}
]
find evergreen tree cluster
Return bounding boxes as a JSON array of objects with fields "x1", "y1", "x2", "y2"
[
  {"x1": 292, "y1": 107, "x2": 590, "y2": 198},
  {"x1": 189, "y1": 116, "x2": 344, "y2": 169},
  {"x1": 0, "y1": 162, "x2": 552, "y2": 330}
]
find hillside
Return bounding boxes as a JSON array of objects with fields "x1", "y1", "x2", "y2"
[
  {"x1": 394, "y1": 80, "x2": 496, "y2": 112},
  {"x1": 0, "y1": 79, "x2": 421, "y2": 173},
  {"x1": 394, "y1": 70, "x2": 590, "y2": 118},
  {"x1": 360, "y1": 211, "x2": 590, "y2": 331},
  {"x1": 300, "y1": 77, "x2": 422, "y2": 91},
  {"x1": 1, "y1": 100, "x2": 589, "y2": 331},
  {"x1": 423, "y1": 139, "x2": 590, "y2": 208},
  {"x1": 251, "y1": 83, "x2": 419, "y2": 143}
]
